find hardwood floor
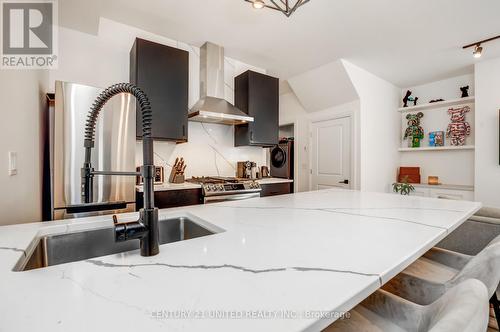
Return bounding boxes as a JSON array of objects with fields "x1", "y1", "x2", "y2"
[{"x1": 490, "y1": 304, "x2": 499, "y2": 331}]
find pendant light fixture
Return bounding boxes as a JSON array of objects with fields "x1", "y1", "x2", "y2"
[
  {"x1": 244, "y1": 0, "x2": 311, "y2": 17},
  {"x1": 463, "y1": 35, "x2": 500, "y2": 59},
  {"x1": 252, "y1": 0, "x2": 265, "y2": 9}
]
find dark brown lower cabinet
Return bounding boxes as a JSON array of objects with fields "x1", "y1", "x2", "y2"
[
  {"x1": 260, "y1": 182, "x2": 292, "y2": 197},
  {"x1": 136, "y1": 189, "x2": 202, "y2": 210},
  {"x1": 137, "y1": 183, "x2": 292, "y2": 209}
]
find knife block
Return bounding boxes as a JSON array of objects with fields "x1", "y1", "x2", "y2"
[{"x1": 168, "y1": 169, "x2": 185, "y2": 184}]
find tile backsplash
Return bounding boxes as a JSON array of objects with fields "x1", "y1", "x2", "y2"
[{"x1": 136, "y1": 122, "x2": 267, "y2": 178}]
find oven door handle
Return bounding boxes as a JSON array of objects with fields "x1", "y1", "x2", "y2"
[{"x1": 204, "y1": 193, "x2": 261, "y2": 204}]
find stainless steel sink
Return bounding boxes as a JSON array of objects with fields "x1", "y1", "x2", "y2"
[{"x1": 17, "y1": 216, "x2": 219, "y2": 271}]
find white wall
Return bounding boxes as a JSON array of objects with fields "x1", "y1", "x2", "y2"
[
  {"x1": 342, "y1": 60, "x2": 401, "y2": 192},
  {"x1": 0, "y1": 70, "x2": 48, "y2": 225},
  {"x1": 402, "y1": 74, "x2": 474, "y2": 104},
  {"x1": 50, "y1": 18, "x2": 267, "y2": 179},
  {"x1": 281, "y1": 60, "x2": 399, "y2": 193},
  {"x1": 280, "y1": 91, "x2": 362, "y2": 192},
  {"x1": 284, "y1": 58, "x2": 362, "y2": 192},
  {"x1": 474, "y1": 57, "x2": 500, "y2": 207},
  {"x1": 400, "y1": 74, "x2": 475, "y2": 186},
  {"x1": 287, "y1": 60, "x2": 358, "y2": 112},
  {"x1": 399, "y1": 151, "x2": 474, "y2": 187}
]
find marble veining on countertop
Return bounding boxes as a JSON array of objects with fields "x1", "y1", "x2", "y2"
[{"x1": 0, "y1": 189, "x2": 480, "y2": 332}]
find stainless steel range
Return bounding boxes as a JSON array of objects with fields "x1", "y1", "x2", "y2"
[{"x1": 187, "y1": 177, "x2": 261, "y2": 204}]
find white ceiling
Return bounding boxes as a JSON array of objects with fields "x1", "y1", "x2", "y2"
[{"x1": 60, "y1": 0, "x2": 500, "y2": 87}]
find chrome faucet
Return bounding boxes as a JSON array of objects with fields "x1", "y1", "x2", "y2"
[{"x1": 81, "y1": 83, "x2": 159, "y2": 256}]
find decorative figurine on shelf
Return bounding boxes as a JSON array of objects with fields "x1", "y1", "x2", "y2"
[
  {"x1": 434, "y1": 131, "x2": 444, "y2": 146},
  {"x1": 403, "y1": 90, "x2": 411, "y2": 107},
  {"x1": 429, "y1": 99, "x2": 445, "y2": 103},
  {"x1": 404, "y1": 112, "x2": 424, "y2": 148},
  {"x1": 429, "y1": 131, "x2": 445, "y2": 147},
  {"x1": 446, "y1": 106, "x2": 471, "y2": 146},
  {"x1": 460, "y1": 85, "x2": 470, "y2": 98},
  {"x1": 429, "y1": 132, "x2": 436, "y2": 147},
  {"x1": 402, "y1": 90, "x2": 419, "y2": 107}
]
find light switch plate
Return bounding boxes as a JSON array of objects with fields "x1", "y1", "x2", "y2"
[{"x1": 8, "y1": 151, "x2": 17, "y2": 176}]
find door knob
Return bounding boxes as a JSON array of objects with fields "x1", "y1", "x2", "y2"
[{"x1": 339, "y1": 179, "x2": 349, "y2": 185}]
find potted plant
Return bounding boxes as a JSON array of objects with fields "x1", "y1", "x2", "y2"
[{"x1": 393, "y1": 176, "x2": 415, "y2": 196}]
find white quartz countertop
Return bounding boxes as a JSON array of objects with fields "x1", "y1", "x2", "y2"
[
  {"x1": 0, "y1": 189, "x2": 480, "y2": 332},
  {"x1": 136, "y1": 178, "x2": 293, "y2": 192}
]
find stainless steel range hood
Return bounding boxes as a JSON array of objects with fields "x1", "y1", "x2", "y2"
[{"x1": 189, "y1": 42, "x2": 253, "y2": 125}]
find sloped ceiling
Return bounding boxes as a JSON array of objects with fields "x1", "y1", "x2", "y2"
[
  {"x1": 58, "y1": 0, "x2": 500, "y2": 87},
  {"x1": 287, "y1": 60, "x2": 359, "y2": 112}
]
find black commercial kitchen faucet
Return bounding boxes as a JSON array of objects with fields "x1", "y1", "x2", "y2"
[{"x1": 81, "y1": 83, "x2": 159, "y2": 256}]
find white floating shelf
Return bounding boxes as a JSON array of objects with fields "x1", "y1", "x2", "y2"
[
  {"x1": 398, "y1": 145, "x2": 475, "y2": 152},
  {"x1": 398, "y1": 96, "x2": 475, "y2": 113}
]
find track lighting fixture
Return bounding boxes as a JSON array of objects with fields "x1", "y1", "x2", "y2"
[
  {"x1": 463, "y1": 35, "x2": 500, "y2": 59},
  {"x1": 473, "y1": 45, "x2": 483, "y2": 58}
]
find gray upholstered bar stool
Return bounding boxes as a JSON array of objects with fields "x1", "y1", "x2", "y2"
[
  {"x1": 435, "y1": 207, "x2": 500, "y2": 329},
  {"x1": 323, "y1": 279, "x2": 489, "y2": 332},
  {"x1": 382, "y1": 233, "x2": 500, "y2": 329},
  {"x1": 438, "y1": 207, "x2": 500, "y2": 256}
]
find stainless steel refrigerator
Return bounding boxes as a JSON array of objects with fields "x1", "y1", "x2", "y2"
[{"x1": 44, "y1": 81, "x2": 136, "y2": 220}]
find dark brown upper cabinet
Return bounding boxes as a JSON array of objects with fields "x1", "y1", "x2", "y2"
[
  {"x1": 234, "y1": 70, "x2": 279, "y2": 147},
  {"x1": 130, "y1": 38, "x2": 189, "y2": 142}
]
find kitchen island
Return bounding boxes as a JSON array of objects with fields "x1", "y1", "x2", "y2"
[{"x1": 0, "y1": 189, "x2": 480, "y2": 332}]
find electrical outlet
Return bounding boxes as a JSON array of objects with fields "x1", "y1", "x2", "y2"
[{"x1": 8, "y1": 151, "x2": 17, "y2": 176}]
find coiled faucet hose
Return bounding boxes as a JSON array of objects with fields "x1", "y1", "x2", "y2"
[{"x1": 84, "y1": 83, "x2": 152, "y2": 144}]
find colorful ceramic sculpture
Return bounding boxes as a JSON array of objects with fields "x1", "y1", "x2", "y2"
[
  {"x1": 446, "y1": 106, "x2": 471, "y2": 146},
  {"x1": 404, "y1": 112, "x2": 424, "y2": 148}
]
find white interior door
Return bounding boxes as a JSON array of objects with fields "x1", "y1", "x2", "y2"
[{"x1": 311, "y1": 117, "x2": 351, "y2": 190}]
